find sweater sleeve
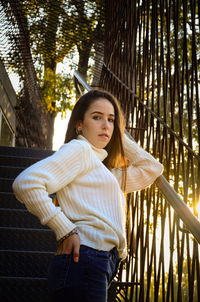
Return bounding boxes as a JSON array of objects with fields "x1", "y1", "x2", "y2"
[
  {"x1": 12, "y1": 140, "x2": 88, "y2": 240},
  {"x1": 112, "y1": 133, "x2": 163, "y2": 193}
]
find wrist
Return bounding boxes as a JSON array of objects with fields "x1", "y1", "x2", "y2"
[{"x1": 58, "y1": 228, "x2": 78, "y2": 244}]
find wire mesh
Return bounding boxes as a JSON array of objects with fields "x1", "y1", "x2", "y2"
[
  {"x1": 0, "y1": 0, "x2": 105, "y2": 148},
  {"x1": 100, "y1": 0, "x2": 200, "y2": 301}
]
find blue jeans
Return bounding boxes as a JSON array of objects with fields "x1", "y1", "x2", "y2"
[{"x1": 48, "y1": 245, "x2": 121, "y2": 302}]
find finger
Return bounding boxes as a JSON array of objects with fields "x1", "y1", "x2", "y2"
[{"x1": 73, "y1": 242, "x2": 80, "y2": 263}]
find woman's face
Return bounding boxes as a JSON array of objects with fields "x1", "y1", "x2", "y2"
[{"x1": 76, "y1": 98, "x2": 115, "y2": 149}]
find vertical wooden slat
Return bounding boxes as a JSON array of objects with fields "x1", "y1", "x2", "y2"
[{"x1": 100, "y1": 1, "x2": 200, "y2": 300}]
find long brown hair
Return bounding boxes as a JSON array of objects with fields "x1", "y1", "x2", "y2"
[{"x1": 65, "y1": 90, "x2": 127, "y2": 188}]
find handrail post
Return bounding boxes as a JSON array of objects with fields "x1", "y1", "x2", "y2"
[{"x1": 74, "y1": 71, "x2": 92, "y2": 92}]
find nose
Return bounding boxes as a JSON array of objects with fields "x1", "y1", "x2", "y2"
[{"x1": 102, "y1": 118, "x2": 109, "y2": 129}]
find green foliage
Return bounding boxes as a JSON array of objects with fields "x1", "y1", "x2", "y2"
[
  {"x1": 40, "y1": 68, "x2": 74, "y2": 113},
  {"x1": 0, "y1": 0, "x2": 104, "y2": 115}
]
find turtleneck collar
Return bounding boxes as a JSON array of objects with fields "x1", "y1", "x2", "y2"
[{"x1": 77, "y1": 135, "x2": 108, "y2": 162}]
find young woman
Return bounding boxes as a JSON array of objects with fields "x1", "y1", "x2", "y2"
[{"x1": 12, "y1": 90, "x2": 163, "y2": 302}]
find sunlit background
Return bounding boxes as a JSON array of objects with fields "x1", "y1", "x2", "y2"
[
  {"x1": 8, "y1": 62, "x2": 75, "y2": 151},
  {"x1": 52, "y1": 112, "x2": 70, "y2": 150}
]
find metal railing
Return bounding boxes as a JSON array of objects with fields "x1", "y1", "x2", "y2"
[{"x1": 74, "y1": 70, "x2": 200, "y2": 245}]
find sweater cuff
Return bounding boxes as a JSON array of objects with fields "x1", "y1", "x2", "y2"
[{"x1": 46, "y1": 209, "x2": 76, "y2": 241}]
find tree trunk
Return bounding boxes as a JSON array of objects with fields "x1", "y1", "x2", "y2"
[
  {"x1": 74, "y1": 40, "x2": 93, "y2": 96},
  {"x1": 77, "y1": 40, "x2": 93, "y2": 78},
  {"x1": 91, "y1": 41, "x2": 104, "y2": 87},
  {"x1": 9, "y1": 0, "x2": 55, "y2": 149},
  {"x1": 43, "y1": 0, "x2": 62, "y2": 106}
]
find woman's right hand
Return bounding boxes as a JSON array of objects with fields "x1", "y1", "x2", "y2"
[{"x1": 56, "y1": 233, "x2": 80, "y2": 263}]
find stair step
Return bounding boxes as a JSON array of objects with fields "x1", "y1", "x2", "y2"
[
  {"x1": 0, "y1": 227, "x2": 57, "y2": 252},
  {"x1": 0, "y1": 192, "x2": 25, "y2": 209},
  {"x1": 0, "y1": 178, "x2": 14, "y2": 192},
  {"x1": 0, "y1": 146, "x2": 57, "y2": 302},
  {"x1": 0, "y1": 145, "x2": 54, "y2": 157},
  {"x1": 0, "y1": 276, "x2": 50, "y2": 302},
  {"x1": 0, "y1": 155, "x2": 42, "y2": 167},
  {"x1": 0, "y1": 250, "x2": 54, "y2": 278},
  {"x1": 0, "y1": 208, "x2": 49, "y2": 229},
  {"x1": 0, "y1": 166, "x2": 24, "y2": 178}
]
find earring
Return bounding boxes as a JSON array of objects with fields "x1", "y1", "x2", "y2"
[{"x1": 75, "y1": 128, "x2": 81, "y2": 135}]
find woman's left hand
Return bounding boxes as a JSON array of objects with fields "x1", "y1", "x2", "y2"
[{"x1": 56, "y1": 233, "x2": 80, "y2": 262}]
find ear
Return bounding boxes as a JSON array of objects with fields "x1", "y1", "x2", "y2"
[{"x1": 76, "y1": 120, "x2": 83, "y2": 131}]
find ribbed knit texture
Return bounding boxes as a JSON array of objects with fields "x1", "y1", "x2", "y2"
[{"x1": 12, "y1": 134, "x2": 163, "y2": 258}]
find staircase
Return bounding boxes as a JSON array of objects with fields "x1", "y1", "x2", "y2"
[{"x1": 0, "y1": 146, "x2": 57, "y2": 302}]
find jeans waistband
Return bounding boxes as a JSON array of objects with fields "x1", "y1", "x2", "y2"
[{"x1": 81, "y1": 245, "x2": 121, "y2": 261}]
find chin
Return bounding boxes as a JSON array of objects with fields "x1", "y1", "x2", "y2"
[
  {"x1": 99, "y1": 143, "x2": 109, "y2": 149},
  {"x1": 92, "y1": 141, "x2": 107, "y2": 149}
]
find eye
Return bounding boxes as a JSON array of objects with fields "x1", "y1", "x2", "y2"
[
  {"x1": 93, "y1": 115, "x2": 101, "y2": 120},
  {"x1": 108, "y1": 118, "x2": 115, "y2": 123}
]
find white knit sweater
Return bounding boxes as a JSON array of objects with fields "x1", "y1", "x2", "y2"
[{"x1": 12, "y1": 134, "x2": 163, "y2": 258}]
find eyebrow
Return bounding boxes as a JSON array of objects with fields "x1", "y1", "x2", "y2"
[{"x1": 90, "y1": 111, "x2": 115, "y2": 117}]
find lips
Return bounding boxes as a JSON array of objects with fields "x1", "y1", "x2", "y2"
[{"x1": 99, "y1": 133, "x2": 109, "y2": 139}]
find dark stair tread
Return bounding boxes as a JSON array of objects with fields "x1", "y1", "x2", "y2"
[
  {"x1": 0, "y1": 249, "x2": 54, "y2": 278},
  {"x1": 0, "y1": 249, "x2": 54, "y2": 254},
  {"x1": 0, "y1": 208, "x2": 49, "y2": 229},
  {"x1": 0, "y1": 165, "x2": 24, "y2": 178},
  {"x1": 0, "y1": 177, "x2": 15, "y2": 192},
  {"x1": 0, "y1": 226, "x2": 54, "y2": 231},
  {"x1": 0, "y1": 155, "x2": 45, "y2": 167},
  {"x1": 0, "y1": 145, "x2": 54, "y2": 157},
  {"x1": 0, "y1": 276, "x2": 50, "y2": 302},
  {"x1": 0, "y1": 192, "x2": 25, "y2": 209},
  {"x1": 0, "y1": 276, "x2": 48, "y2": 280},
  {"x1": 0, "y1": 226, "x2": 57, "y2": 251}
]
